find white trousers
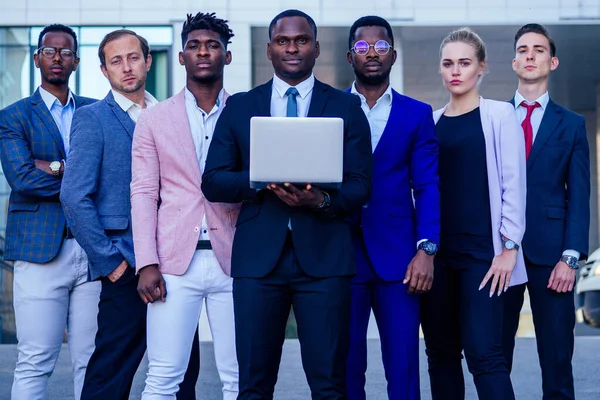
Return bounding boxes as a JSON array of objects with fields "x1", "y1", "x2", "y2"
[
  {"x1": 11, "y1": 239, "x2": 101, "y2": 400},
  {"x1": 142, "y1": 250, "x2": 239, "y2": 400}
]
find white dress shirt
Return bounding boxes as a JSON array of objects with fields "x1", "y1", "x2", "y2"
[
  {"x1": 270, "y1": 74, "x2": 315, "y2": 230},
  {"x1": 184, "y1": 88, "x2": 226, "y2": 241},
  {"x1": 350, "y1": 82, "x2": 392, "y2": 152},
  {"x1": 514, "y1": 90, "x2": 549, "y2": 143},
  {"x1": 514, "y1": 90, "x2": 579, "y2": 260},
  {"x1": 271, "y1": 73, "x2": 314, "y2": 118},
  {"x1": 39, "y1": 86, "x2": 76, "y2": 156},
  {"x1": 111, "y1": 89, "x2": 158, "y2": 123}
]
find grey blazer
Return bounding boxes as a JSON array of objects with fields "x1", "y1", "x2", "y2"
[{"x1": 60, "y1": 91, "x2": 135, "y2": 280}]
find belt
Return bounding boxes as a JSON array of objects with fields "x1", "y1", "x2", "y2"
[
  {"x1": 64, "y1": 227, "x2": 75, "y2": 239},
  {"x1": 196, "y1": 240, "x2": 212, "y2": 250}
]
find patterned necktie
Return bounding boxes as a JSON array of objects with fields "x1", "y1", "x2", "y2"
[
  {"x1": 520, "y1": 101, "x2": 541, "y2": 160},
  {"x1": 285, "y1": 87, "x2": 299, "y2": 117}
]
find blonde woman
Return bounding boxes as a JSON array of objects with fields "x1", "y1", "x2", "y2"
[{"x1": 420, "y1": 28, "x2": 526, "y2": 400}]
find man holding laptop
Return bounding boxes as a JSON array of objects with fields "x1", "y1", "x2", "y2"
[{"x1": 202, "y1": 8, "x2": 373, "y2": 399}]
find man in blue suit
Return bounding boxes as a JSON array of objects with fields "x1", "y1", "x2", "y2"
[
  {"x1": 60, "y1": 29, "x2": 199, "y2": 400},
  {"x1": 0, "y1": 24, "x2": 100, "y2": 400},
  {"x1": 503, "y1": 24, "x2": 590, "y2": 400},
  {"x1": 202, "y1": 9, "x2": 372, "y2": 399},
  {"x1": 345, "y1": 16, "x2": 440, "y2": 400}
]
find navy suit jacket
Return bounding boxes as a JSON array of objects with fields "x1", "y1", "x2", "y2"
[
  {"x1": 202, "y1": 79, "x2": 373, "y2": 278},
  {"x1": 352, "y1": 89, "x2": 440, "y2": 281},
  {"x1": 512, "y1": 98, "x2": 590, "y2": 265},
  {"x1": 60, "y1": 91, "x2": 136, "y2": 280},
  {"x1": 0, "y1": 89, "x2": 95, "y2": 263}
]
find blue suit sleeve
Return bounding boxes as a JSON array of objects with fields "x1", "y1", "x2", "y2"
[
  {"x1": 564, "y1": 116, "x2": 590, "y2": 259},
  {"x1": 0, "y1": 105, "x2": 62, "y2": 199},
  {"x1": 202, "y1": 98, "x2": 257, "y2": 203},
  {"x1": 410, "y1": 105, "x2": 440, "y2": 245},
  {"x1": 60, "y1": 108, "x2": 125, "y2": 279}
]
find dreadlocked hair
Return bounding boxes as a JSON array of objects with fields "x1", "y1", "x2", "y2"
[{"x1": 181, "y1": 12, "x2": 234, "y2": 49}]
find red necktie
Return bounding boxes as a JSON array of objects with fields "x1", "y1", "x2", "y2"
[{"x1": 520, "y1": 101, "x2": 541, "y2": 160}]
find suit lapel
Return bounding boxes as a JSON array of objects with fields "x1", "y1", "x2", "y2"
[
  {"x1": 307, "y1": 80, "x2": 328, "y2": 117},
  {"x1": 169, "y1": 90, "x2": 202, "y2": 184},
  {"x1": 373, "y1": 90, "x2": 408, "y2": 160},
  {"x1": 30, "y1": 89, "x2": 67, "y2": 159},
  {"x1": 527, "y1": 100, "x2": 562, "y2": 171},
  {"x1": 256, "y1": 80, "x2": 273, "y2": 117},
  {"x1": 106, "y1": 91, "x2": 135, "y2": 139}
]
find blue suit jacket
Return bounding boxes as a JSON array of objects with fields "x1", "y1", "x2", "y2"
[
  {"x1": 511, "y1": 98, "x2": 590, "y2": 265},
  {"x1": 60, "y1": 91, "x2": 135, "y2": 280},
  {"x1": 0, "y1": 89, "x2": 95, "y2": 263},
  {"x1": 202, "y1": 79, "x2": 373, "y2": 278},
  {"x1": 351, "y1": 89, "x2": 440, "y2": 281}
]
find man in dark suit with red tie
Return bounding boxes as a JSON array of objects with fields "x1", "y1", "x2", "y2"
[{"x1": 503, "y1": 23, "x2": 590, "y2": 400}]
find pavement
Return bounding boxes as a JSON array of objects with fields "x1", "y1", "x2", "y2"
[{"x1": 1, "y1": 338, "x2": 599, "y2": 400}]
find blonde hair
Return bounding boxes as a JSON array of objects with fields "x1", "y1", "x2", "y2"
[{"x1": 440, "y1": 27, "x2": 486, "y2": 63}]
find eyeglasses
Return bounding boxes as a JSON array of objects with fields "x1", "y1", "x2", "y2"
[
  {"x1": 37, "y1": 46, "x2": 77, "y2": 59},
  {"x1": 351, "y1": 40, "x2": 392, "y2": 56}
]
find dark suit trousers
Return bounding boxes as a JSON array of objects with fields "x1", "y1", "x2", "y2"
[
  {"x1": 503, "y1": 260, "x2": 575, "y2": 400},
  {"x1": 421, "y1": 236, "x2": 515, "y2": 400},
  {"x1": 346, "y1": 234, "x2": 420, "y2": 400},
  {"x1": 81, "y1": 267, "x2": 200, "y2": 400},
  {"x1": 234, "y1": 231, "x2": 352, "y2": 400}
]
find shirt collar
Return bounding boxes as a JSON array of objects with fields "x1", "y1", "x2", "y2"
[
  {"x1": 111, "y1": 89, "x2": 158, "y2": 113},
  {"x1": 514, "y1": 90, "x2": 549, "y2": 111},
  {"x1": 184, "y1": 87, "x2": 225, "y2": 116},
  {"x1": 272, "y1": 73, "x2": 315, "y2": 100},
  {"x1": 39, "y1": 86, "x2": 75, "y2": 110},
  {"x1": 350, "y1": 81, "x2": 393, "y2": 106}
]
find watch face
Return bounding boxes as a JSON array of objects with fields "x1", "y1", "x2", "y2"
[{"x1": 504, "y1": 240, "x2": 515, "y2": 250}]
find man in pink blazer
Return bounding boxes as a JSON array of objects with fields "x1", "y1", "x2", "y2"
[{"x1": 130, "y1": 13, "x2": 239, "y2": 399}]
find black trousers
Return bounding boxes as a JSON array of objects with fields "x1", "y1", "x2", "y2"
[
  {"x1": 503, "y1": 260, "x2": 575, "y2": 400},
  {"x1": 234, "y1": 232, "x2": 352, "y2": 400},
  {"x1": 81, "y1": 267, "x2": 200, "y2": 400},
  {"x1": 421, "y1": 235, "x2": 515, "y2": 400}
]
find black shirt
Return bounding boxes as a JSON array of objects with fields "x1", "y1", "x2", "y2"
[{"x1": 436, "y1": 107, "x2": 493, "y2": 240}]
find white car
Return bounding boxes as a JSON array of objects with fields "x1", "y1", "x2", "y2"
[{"x1": 576, "y1": 247, "x2": 600, "y2": 327}]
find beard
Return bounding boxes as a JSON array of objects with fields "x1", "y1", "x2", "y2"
[
  {"x1": 113, "y1": 77, "x2": 144, "y2": 94},
  {"x1": 44, "y1": 74, "x2": 69, "y2": 86},
  {"x1": 354, "y1": 67, "x2": 391, "y2": 86}
]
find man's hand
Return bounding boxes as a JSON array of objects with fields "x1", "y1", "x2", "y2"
[
  {"x1": 137, "y1": 264, "x2": 167, "y2": 304},
  {"x1": 34, "y1": 159, "x2": 64, "y2": 176},
  {"x1": 268, "y1": 183, "x2": 324, "y2": 208},
  {"x1": 403, "y1": 250, "x2": 434, "y2": 294},
  {"x1": 480, "y1": 249, "x2": 518, "y2": 297},
  {"x1": 34, "y1": 159, "x2": 52, "y2": 175},
  {"x1": 548, "y1": 260, "x2": 576, "y2": 293},
  {"x1": 108, "y1": 260, "x2": 128, "y2": 283}
]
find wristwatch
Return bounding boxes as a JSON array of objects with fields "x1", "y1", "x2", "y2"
[
  {"x1": 502, "y1": 237, "x2": 520, "y2": 251},
  {"x1": 560, "y1": 255, "x2": 580, "y2": 270},
  {"x1": 418, "y1": 240, "x2": 439, "y2": 256},
  {"x1": 49, "y1": 161, "x2": 62, "y2": 177},
  {"x1": 316, "y1": 191, "x2": 330, "y2": 210}
]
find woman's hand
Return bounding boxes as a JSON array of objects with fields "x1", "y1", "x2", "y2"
[{"x1": 479, "y1": 249, "x2": 518, "y2": 297}]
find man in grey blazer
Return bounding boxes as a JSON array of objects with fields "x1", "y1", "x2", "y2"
[{"x1": 60, "y1": 29, "x2": 200, "y2": 400}]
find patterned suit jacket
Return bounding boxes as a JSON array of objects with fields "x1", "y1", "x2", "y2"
[{"x1": 0, "y1": 89, "x2": 95, "y2": 263}]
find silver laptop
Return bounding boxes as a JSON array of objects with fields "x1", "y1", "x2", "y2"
[{"x1": 250, "y1": 116, "x2": 344, "y2": 190}]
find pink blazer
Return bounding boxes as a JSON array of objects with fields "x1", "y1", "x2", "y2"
[
  {"x1": 433, "y1": 97, "x2": 528, "y2": 286},
  {"x1": 131, "y1": 89, "x2": 240, "y2": 276}
]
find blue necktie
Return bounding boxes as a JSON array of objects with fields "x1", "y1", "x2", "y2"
[{"x1": 285, "y1": 87, "x2": 299, "y2": 117}]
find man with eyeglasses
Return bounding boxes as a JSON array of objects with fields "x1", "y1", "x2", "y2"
[
  {"x1": 345, "y1": 16, "x2": 439, "y2": 399},
  {"x1": 0, "y1": 24, "x2": 100, "y2": 400}
]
